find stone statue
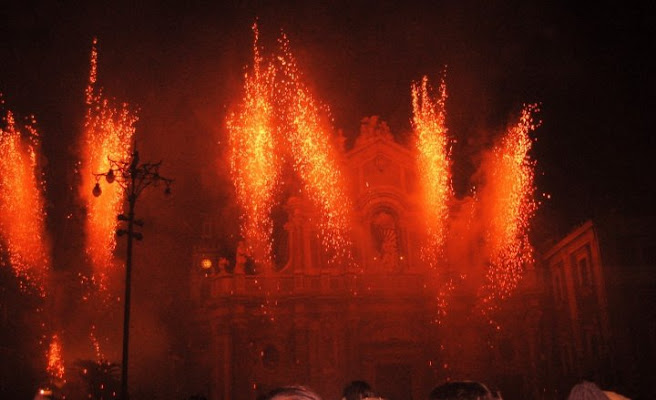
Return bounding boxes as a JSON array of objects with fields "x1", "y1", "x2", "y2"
[
  {"x1": 356, "y1": 116, "x2": 393, "y2": 147},
  {"x1": 371, "y1": 211, "x2": 399, "y2": 273}
]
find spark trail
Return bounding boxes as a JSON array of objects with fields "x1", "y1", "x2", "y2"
[
  {"x1": 47, "y1": 334, "x2": 65, "y2": 381},
  {"x1": 227, "y1": 24, "x2": 279, "y2": 266},
  {"x1": 79, "y1": 38, "x2": 137, "y2": 287},
  {"x1": 228, "y1": 26, "x2": 353, "y2": 265},
  {"x1": 412, "y1": 74, "x2": 452, "y2": 267},
  {"x1": 0, "y1": 106, "x2": 49, "y2": 295},
  {"x1": 275, "y1": 33, "x2": 353, "y2": 263},
  {"x1": 479, "y1": 104, "x2": 540, "y2": 315},
  {"x1": 1, "y1": 101, "x2": 62, "y2": 382}
]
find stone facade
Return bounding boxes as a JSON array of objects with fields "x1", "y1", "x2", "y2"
[{"x1": 187, "y1": 120, "x2": 615, "y2": 400}]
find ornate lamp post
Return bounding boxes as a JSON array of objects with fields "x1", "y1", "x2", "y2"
[{"x1": 93, "y1": 147, "x2": 172, "y2": 400}]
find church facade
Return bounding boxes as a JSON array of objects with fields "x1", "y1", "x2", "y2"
[{"x1": 186, "y1": 118, "x2": 611, "y2": 400}]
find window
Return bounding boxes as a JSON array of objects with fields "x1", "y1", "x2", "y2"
[
  {"x1": 579, "y1": 257, "x2": 591, "y2": 286},
  {"x1": 561, "y1": 343, "x2": 574, "y2": 374},
  {"x1": 200, "y1": 281, "x2": 210, "y2": 302},
  {"x1": 552, "y1": 261, "x2": 566, "y2": 303},
  {"x1": 553, "y1": 272, "x2": 562, "y2": 303}
]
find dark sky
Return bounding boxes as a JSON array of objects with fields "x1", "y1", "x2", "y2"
[{"x1": 1, "y1": 1, "x2": 653, "y2": 228}]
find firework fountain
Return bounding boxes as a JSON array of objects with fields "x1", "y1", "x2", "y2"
[
  {"x1": 274, "y1": 33, "x2": 354, "y2": 264},
  {"x1": 79, "y1": 38, "x2": 137, "y2": 292},
  {"x1": 0, "y1": 107, "x2": 50, "y2": 294},
  {"x1": 477, "y1": 103, "x2": 540, "y2": 320},
  {"x1": 412, "y1": 74, "x2": 452, "y2": 267},
  {"x1": 228, "y1": 24, "x2": 353, "y2": 270},
  {"x1": 0, "y1": 100, "x2": 64, "y2": 388},
  {"x1": 227, "y1": 24, "x2": 280, "y2": 267},
  {"x1": 76, "y1": 38, "x2": 138, "y2": 369}
]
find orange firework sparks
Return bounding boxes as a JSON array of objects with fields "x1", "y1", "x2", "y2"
[
  {"x1": 0, "y1": 106, "x2": 49, "y2": 295},
  {"x1": 90, "y1": 324, "x2": 105, "y2": 361},
  {"x1": 480, "y1": 104, "x2": 540, "y2": 309},
  {"x1": 412, "y1": 74, "x2": 452, "y2": 267},
  {"x1": 47, "y1": 334, "x2": 65, "y2": 381},
  {"x1": 227, "y1": 23, "x2": 280, "y2": 265},
  {"x1": 79, "y1": 38, "x2": 137, "y2": 283},
  {"x1": 275, "y1": 33, "x2": 353, "y2": 262}
]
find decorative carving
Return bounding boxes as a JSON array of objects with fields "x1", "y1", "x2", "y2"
[
  {"x1": 356, "y1": 116, "x2": 393, "y2": 147},
  {"x1": 374, "y1": 154, "x2": 389, "y2": 172}
]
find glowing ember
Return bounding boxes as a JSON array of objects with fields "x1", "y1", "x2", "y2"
[
  {"x1": 435, "y1": 277, "x2": 456, "y2": 324},
  {"x1": 412, "y1": 74, "x2": 452, "y2": 267},
  {"x1": 47, "y1": 334, "x2": 65, "y2": 381},
  {"x1": 275, "y1": 33, "x2": 353, "y2": 263},
  {"x1": 90, "y1": 324, "x2": 105, "y2": 361},
  {"x1": 79, "y1": 38, "x2": 137, "y2": 283},
  {"x1": 227, "y1": 23, "x2": 280, "y2": 265},
  {"x1": 479, "y1": 104, "x2": 540, "y2": 310},
  {"x1": 0, "y1": 105, "x2": 49, "y2": 294}
]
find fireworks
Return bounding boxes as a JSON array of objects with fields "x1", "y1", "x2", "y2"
[
  {"x1": 90, "y1": 324, "x2": 105, "y2": 362},
  {"x1": 227, "y1": 23, "x2": 280, "y2": 266},
  {"x1": 75, "y1": 37, "x2": 137, "y2": 370},
  {"x1": 479, "y1": 103, "x2": 540, "y2": 309},
  {"x1": 0, "y1": 100, "x2": 64, "y2": 388},
  {"x1": 79, "y1": 38, "x2": 137, "y2": 283},
  {"x1": 275, "y1": 33, "x2": 353, "y2": 263},
  {"x1": 1, "y1": 23, "x2": 547, "y2": 388},
  {"x1": 412, "y1": 74, "x2": 452, "y2": 267},
  {"x1": 228, "y1": 26, "x2": 353, "y2": 266},
  {"x1": 0, "y1": 106, "x2": 49, "y2": 295},
  {"x1": 47, "y1": 334, "x2": 65, "y2": 381}
]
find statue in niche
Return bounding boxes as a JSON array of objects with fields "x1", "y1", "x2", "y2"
[{"x1": 371, "y1": 211, "x2": 399, "y2": 273}]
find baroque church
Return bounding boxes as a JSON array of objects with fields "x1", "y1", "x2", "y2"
[{"x1": 186, "y1": 117, "x2": 613, "y2": 400}]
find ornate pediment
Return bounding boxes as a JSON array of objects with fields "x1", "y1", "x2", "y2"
[
  {"x1": 355, "y1": 115, "x2": 393, "y2": 145},
  {"x1": 347, "y1": 117, "x2": 416, "y2": 210}
]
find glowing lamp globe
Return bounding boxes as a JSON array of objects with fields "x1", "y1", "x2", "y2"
[
  {"x1": 201, "y1": 258, "x2": 212, "y2": 270},
  {"x1": 106, "y1": 168, "x2": 116, "y2": 183}
]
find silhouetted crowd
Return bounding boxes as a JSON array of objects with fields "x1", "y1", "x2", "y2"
[{"x1": 254, "y1": 378, "x2": 632, "y2": 400}]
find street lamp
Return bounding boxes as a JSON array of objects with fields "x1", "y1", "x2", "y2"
[{"x1": 93, "y1": 147, "x2": 172, "y2": 400}]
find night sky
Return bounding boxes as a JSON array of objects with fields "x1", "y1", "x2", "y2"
[
  {"x1": 2, "y1": 1, "x2": 654, "y2": 226},
  {"x1": 1, "y1": 0, "x2": 654, "y2": 395}
]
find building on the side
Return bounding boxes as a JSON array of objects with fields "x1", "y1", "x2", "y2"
[
  {"x1": 593, "y1": 214, "x2": 656, "y2": 399},
  {"x1": 538, "y1": 213, "x2": 656, "y2": 399},
  {"x1": 540, "y1": 220, "x2": 613, "y2": 396}
]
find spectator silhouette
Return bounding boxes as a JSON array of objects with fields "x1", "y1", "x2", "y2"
[
  {"x1": 342, "y1": 380, "x2": 375, "y2": 400},
  {"x1": 263, "y1": 385, "x2": 322, "y2": 400},
  {"x1": 428, "y1": 381, "x2": 497, "y2": 400},
  {"x1": 567, "y1": 381, "x2": 609, "y2": 400}
]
